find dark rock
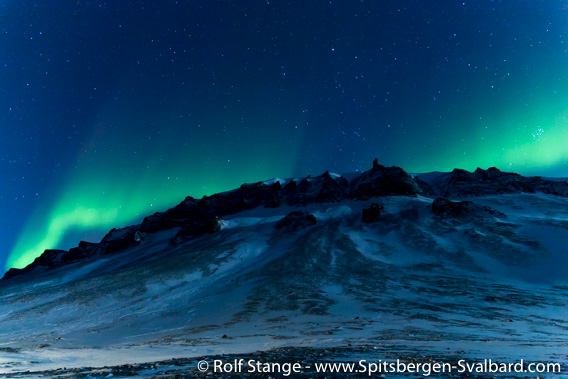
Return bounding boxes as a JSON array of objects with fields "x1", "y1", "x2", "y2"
[
  {"x1": 101, "y1": 226, "x2": 147, "y2": 254},
  {"x1": 139, "y1": 179, "x2": 285, "y2": 243},
  {"x1": 432, "y1": 197, "x2": 504, "y2": 219},
  {"x1": 372, "y1": 158, "x2": 381, "y2": 169},
  {"x1": 199, "y1": 181, "x2": 283, "y2": 215},
  {"x1": 236, "y1": 181, "x2": 283, "y2": 209},
  {"x1": 284, "y1": 171, "x2": 348, "y2": 206},
  {"x1": 63, "y1": 241, "x2": 102, "y2": 263},
  {"x1": 362, "y1": 203, "x2": 384, "y2": 223},
  {"x1": 275, "y1": 211, "x2": 317, "y2": 231},
  {"x1": 139, "y1": 197, "x2": 204, "y2": 234},
  {"x1": 134, "y1": 230, "x2": 146, "y2": 242},
  {"x1": 1, "y1": 249, "x2": 68, "y2": 281},
  {"x1": 104, "y1": 231, "x2": 146, "y2": 255},
  {"x1": 428, "y1": 167, "x2": 568, "y2": 198},
  {"x1": 4, "y1": 226, "x2": 151, "y2": 281},
  {"x1": 1, "y1": 267, "x2": 24, "y2": 280},
  {"x1": 349, "y1": 164, "x2": 421, "y2": 199},
  {"x1": 445, "y1": 168, "x2": 528, "y2": 197},
  {"x1": 532, "y1": 178, "x2": 568, "y2": 196},
  {"x1": 0, "y1": 347, "x2": 20, "y2": 353},
  {"x1": 172, "y1": 214, "x2": 221, "y2": 243},
  {"x1": 101, "y1": 225, "x2": 138, "y2": 243},
  {"x1": 282, "y1": 179, "x2": 297, "y2": 191},
  {"x1": 414, "y1": 176, "x2": 435, "y2": 196},
  {"x1": 139, "y1": 211, "x2": 186, "y2": 234},
  {"x1": 30, "y1": 249, "x2": 67, "y2": 268},
  {"x1": 165, "y1": 196, "x2": 200, "y2": 218}
]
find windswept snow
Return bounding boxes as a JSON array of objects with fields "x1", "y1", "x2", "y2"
[{"x1": 1, "y1": 194, "x2": 567, "y2": 376}]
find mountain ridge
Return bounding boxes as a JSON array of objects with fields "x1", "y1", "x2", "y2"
[
  {"x1": 1, "y1": 159, "x2": 568, "y2": 375},
  {"x1": 4, "y1": 159, "x2": 568, "y2": 282}
]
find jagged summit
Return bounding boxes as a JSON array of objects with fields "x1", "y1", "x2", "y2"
[{"x1": 3, "y1": 160, "x2": 568, "y2": 282}]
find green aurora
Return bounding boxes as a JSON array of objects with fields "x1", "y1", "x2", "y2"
[
  {"x1": 3, "y1": 1, "x2": 568, "y2": 271},
  {"x1": 8, "y1": 101, "x2": 568, "y2": 270}
]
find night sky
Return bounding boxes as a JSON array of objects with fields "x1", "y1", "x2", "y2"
[{"x1": 2, "y1": 0, "x2": 568, "y2": 272}]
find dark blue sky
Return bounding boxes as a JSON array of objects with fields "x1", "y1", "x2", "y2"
[{"x1": 2, "y1": 0, "x2": 568, "y2": 271}]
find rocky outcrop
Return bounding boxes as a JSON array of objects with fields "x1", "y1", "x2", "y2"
[
  {"x1": 28, "y1": 249, "x2": 67, "y2": 267},
  {"x1": 414, "y1": 176, "x2": 435, "y2": 196},
  {"x1": 283, "y1": 171, "x2": 349, "y2": 206},
  {"x1": 1, "y1": 229, "x2": 150, "y2": 281},
  {"x1": 63, "y1": 241, "x2": 102, "y2": 262},
  {"x1": 1, "y1": 249, "x2": 67, "y2": 280},
  {"x1": 350, "y1": 160, "x2": 421, "y2": 199},
  {"x1": 1, "y1": 267, "x2": 23, "y2": 280},
  {"x1": 362, "y1": 203, "x2": 384, "y2": 223},
  {"x1": 199, "y1": 181, "x2": 283, "y2": 216},
  {"x1": 102, "y1": 227, "x2": 146, "y2": 255},
  {"x1": 425, "y1": 167, "x2": 568, "y2": 198},
  {"x1": 139, "y1": 197, "x2": 201, "y2": 234},
  {"x1": 274, "y1": 211, "x2": 317, "y2": 231},
  {"x1": 172, "y1": 214, "x2": 221, "y2": 243},
  {"x1": 432, "y1": 198, "x2": 504, "y2": 219}
]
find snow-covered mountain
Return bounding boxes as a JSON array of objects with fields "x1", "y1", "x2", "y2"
[{"x1": 1, "y1": 161, "x2": 567, "y2": 377}]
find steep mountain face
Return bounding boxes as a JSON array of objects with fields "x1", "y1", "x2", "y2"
[{"x1": 1, "y1": 161, "x2": 567, "y2": 376}]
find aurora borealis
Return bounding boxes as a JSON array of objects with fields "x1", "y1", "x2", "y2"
[{"x1": 2, "y1": 1, "x2": 568, "y2": 272}]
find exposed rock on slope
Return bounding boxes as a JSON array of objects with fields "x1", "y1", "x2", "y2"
[
  {"x1": 274, "y1": 210, "x2": 317, "y2": 230},
  {"x1": 414, "y1": 176, "x2": 435, "y2": 196},
  {"x1": 4, "y1": 161, "x2": 568, "y2": 282},
  {"x1": 172, "y1": 214, "x2": 221, "y2": 243},
  {"x1": 431, "y1": 197, "x2": 505, "y2": 219},
  {"x1": 361, "y1": 203, "x2": 384, "y2": 223},
  {"x1": 1, "y1": 249, "x2": 67, "y2": 280},
  {"x1": 283, "y1": 171, "x2": 349, "y2": 205},
  {"x1": 421, "y1": 167, "x2": 568, "y2": 198},
  {"x1": 350, "y1": 159, "x2": 421, "y2": 199}
]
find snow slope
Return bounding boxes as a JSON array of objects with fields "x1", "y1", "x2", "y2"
[{"x1": 0, "y1": 193, "x2": 567, "y2": 377}]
